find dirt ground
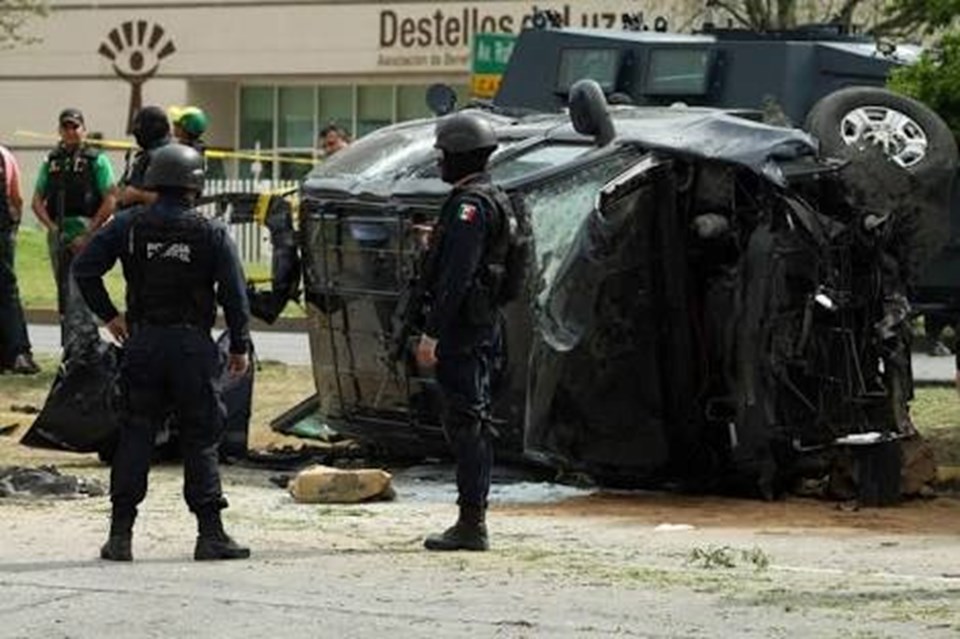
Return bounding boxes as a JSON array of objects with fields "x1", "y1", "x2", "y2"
[{"x1": 4, "y1": 364, "x2": 960, "y2": 637}]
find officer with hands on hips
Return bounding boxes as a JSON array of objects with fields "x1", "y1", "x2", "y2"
[{"x1": 74, "y1": 143, "x2": 251, "y2": 562}]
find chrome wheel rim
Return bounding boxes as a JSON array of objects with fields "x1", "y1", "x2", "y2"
[{"x1": 839, "y1": 105, "x2": 928, "y2": 169}]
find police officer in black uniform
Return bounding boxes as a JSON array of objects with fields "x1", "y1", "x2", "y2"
[
  {"x1": 74, "y1": 144, "x2": 251, "y2": 562},
  {"x1": 117, "y1": 105, "x2": 171, "y2": 208},
  {"x1": 416, "y1": 112, "x2": 508, "y2": 552}
]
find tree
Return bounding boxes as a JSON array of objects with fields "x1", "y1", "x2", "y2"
[
  {"x1": 705, "y1": 0, "x2": 959, "y2": 36},
  {"x1": 0, "y1": 0, "x2": 48, "y2": 48},
  {"x1": 888, "y1": 30, "x2": 960, "y2": 139}
]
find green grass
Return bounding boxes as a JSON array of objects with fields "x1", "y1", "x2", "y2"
[
  {"x1": 13, "y1": 226, "x2": 304, "y2": 317},
  {"x1": 15, "y1": 227, "x2": 126, "y2": 309},
  {"x1": 911, "y1": 387, "x2": 960, "y2": 466}
]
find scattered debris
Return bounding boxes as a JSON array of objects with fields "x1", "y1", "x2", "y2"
[
  {"x1": 0, "y1": 466, "x2": 105, "y2": 499},
  {"x1": 10, "y1": 405, "x2": 39, "y2": 415},
  {"x1": 0, "y1": 424, "x2": 17, "y2": 437},
  {"x1": 687, "y1": 545, "x2": 771, "y2": 571},
  {"x1": 288, "y1": 464, "x2": 395, "y2": 503},
  {"x1": 653, "y1": 523, "x2": 696, "y2": 532}
]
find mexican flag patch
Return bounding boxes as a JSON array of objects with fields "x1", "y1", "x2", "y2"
[{"x1": 458, "y1": 202, "x2": 478, "y2": 223}]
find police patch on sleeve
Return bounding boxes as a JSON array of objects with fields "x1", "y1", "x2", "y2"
[{"x1": 458, "y1": 202, "x2": 478, "y2": 223}]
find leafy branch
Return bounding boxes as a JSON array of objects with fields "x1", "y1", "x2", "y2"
[{"x1": 0, "y1": 0, "x2": 48, "y2": 49}]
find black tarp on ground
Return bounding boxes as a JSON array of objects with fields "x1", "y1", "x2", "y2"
[
  {"x1": 20, "y1": 340, "x2": 122, "y2": 453},
  {"x1": 20, "y1": 331, "x2": 254, "y2": 461}
]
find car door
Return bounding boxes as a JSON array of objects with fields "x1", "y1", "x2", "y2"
[{"x1": 519, "y1": 151, "x2": 687, "y2": 481}]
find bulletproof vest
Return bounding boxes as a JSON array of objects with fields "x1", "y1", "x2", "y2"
[
  {"x1": 126, "y1": 207, "x2": 216, "y2": 327},
  {"x1": 123, "y1": 150, "x2": 151, "y2": 189},
  {"x1": 0, "y1": 152, "x2": 9, "y2": 230},
  {"x1": 44, "y1": 146, "x2": 103, "y2": 220},
  {"x1": 457, "y1": 180, "x2": 531, "y2": 306}
]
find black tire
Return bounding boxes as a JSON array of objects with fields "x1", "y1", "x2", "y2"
[
  {"x1": 807, "y1": 87, "x2": 958, "y2": 276},
  {"x1": 805, "y1": 86, "x2": 958, "y2": 178}
]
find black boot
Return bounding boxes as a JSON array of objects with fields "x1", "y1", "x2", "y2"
[
  {"x1": 194, "y1": 508, "x2": 250, "y2": 561},
  {"x1": 100, "y1": 509, "x2": 135, "y2": 562},
  {"x1": 424, "y1": 503, "x2": 488, "y2": 551}
]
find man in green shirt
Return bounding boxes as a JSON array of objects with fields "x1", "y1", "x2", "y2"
[{"x1": 31, "y1": 108, "x2": 118, "y2": 358}]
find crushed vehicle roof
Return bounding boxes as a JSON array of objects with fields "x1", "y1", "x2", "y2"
[{"x1": 304, "y1": 106, "x2": 817, "y2": 195}]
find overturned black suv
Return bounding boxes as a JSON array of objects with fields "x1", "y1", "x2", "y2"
[{"x1": 296, "y1": 80, "x2": 956, "y2": 499}]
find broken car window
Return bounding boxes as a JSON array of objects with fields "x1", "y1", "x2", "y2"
[{"x1": 522, "y1": 150, "x2": 644, "y2": 307}]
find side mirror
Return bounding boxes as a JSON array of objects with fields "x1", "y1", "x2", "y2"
[
  {"x1": 568, "y1": 79, "x2": 616, "y2": 146},
  {"x1": 426, "y1": 84, "x2": 458, "y2": 116}
]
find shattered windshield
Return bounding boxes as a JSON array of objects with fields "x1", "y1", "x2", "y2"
[
  {"x1": 308, "y1": 123, "x2": 437, "y2": 180},
  {"x1": 490, "y1": 143, "x2": 592, "y2": 182},
  {"x1": 523, "y1": 150, "x2": 645, "y2": 308}
]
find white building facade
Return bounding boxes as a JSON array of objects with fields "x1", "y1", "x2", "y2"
[{"x1": 0, "y1": 0, "x2": 704, "y2": 187}]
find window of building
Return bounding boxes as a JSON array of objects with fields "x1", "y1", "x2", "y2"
[
  {"x1": 318, "y1": 86, "x2": 354, "y2": 139},
  {"x1": 357, "y1": 86, "x2": 394, "y2": 138},
  {"x1": 279, "y1": 87, "x2": 315, "y2": 148},
  {"x1": 240, "y1": 86, "x2": 274, "y2": 149},
  {"x1": 238, "y1": 82, "x2": 468, "y2": 179},
  {"x1": 396, "y1": 85, "x2": 433, "y2": 122}
]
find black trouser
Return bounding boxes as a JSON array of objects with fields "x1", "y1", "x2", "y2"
[
  {"x1": 0, "y1": 229, "x2": 30, "y2": 366},
  {"x1": 46, "y1": 229, "x2": 100, "y2": 358},
  {"x1": 435, "y1": 325, "x2": 497, "y2": 508},
  {"x1": 111, "y1": 324, "x2": 226, "y2": 518}
]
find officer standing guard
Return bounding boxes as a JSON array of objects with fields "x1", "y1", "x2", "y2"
[
  {"x1": 31, "y1": 108, "x2": 117, "y2": 359},
  {"x1": 117, "y1": 105, "x2": 171, "y2": 208},
  {"x1": 416, "y1": 112, "x2": 512, "y2": 552},
  {"x1": 73, "y1": 144, "x2": 251, "y2": 562}
]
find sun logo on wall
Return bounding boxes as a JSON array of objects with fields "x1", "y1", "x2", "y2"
[{"x1": 98, "y1": 21, "x2": 176, "y2": 134}]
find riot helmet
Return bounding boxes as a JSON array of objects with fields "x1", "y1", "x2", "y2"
[
  {"x1": 131, "y1": 105, "x2": 171, "y2": 150},
  {"x1": 143, "y1": 143, "x2": 205, "y2": 193},
  {"x1": 435, "y1": 112, "x2": 498, "y2": 184},
  {"x1": 434, "y1": 112, "x2": 497, "y2": 155}
]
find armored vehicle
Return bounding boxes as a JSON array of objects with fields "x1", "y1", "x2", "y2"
[
  {"x1": 293, "y1": 79, "x2": 955, "y2": 498},
  {"x1": 495, "y1": 26, "x2": 960, "y2": 313}
]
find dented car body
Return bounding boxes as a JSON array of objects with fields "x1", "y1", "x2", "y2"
[{"x1": 296, "y1": 91, "x2": 953, "y2": 495}]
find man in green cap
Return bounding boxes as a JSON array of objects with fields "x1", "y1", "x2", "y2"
[
  {"x1": 31, "y1": 108, "x2": 117, "y2": 358},
  {"x1": 169, "y1": 105, "x2": 209, "y2": 156}
]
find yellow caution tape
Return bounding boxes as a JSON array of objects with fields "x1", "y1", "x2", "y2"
[
  {"x1": 15, "y1": 130, "x2": 320, "y2": 166},
  {"x1": 253, "y1": 191, "x2": 272, "y2": 225}
]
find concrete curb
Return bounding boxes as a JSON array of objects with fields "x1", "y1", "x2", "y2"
[{"x1": 24, "y1": 308, "x2": 308, "y2": 333}]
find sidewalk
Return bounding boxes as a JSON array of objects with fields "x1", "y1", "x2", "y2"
[
  {"x1": 24, "y1": 308, "x2": 307, "y2": 333},
  {"x1": 27, "y1": 323, "x2": 312, "y2": 366}
]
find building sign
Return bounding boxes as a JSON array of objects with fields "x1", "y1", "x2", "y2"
[
  {"x1": 0, "y1": 1, "x2": 689, "y2": 79},
  {"x1": 375, "y1": 1, "x2": 673, "y2": 69},
  {"x1": 470, "y1": 32, "x2": 516, "y2": 98}
]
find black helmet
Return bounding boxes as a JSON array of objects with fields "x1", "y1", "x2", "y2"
[
  {"x1": 131, "y1": 105, "x2": 170, "y2": 150},
  {"x1": 143, "y1": 143, "x2": 204, "y2": 192},
  {"x1": 434, "y1": 112, "x2": 497, "y2": 154}
]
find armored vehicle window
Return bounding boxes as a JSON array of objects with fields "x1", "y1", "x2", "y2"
[
  {"x1": 490, "y1": 143, "x2": 592, "y2": 182},
  {"x1": 521, "y1": 150, "x2": 644, "y2": 303},
  {"x1": 646, "y1": 49, "x2": 710, "y2": 95},
  {"x1": 309, "y1": 124, "x2": 436, "y2": 179},
  {"x1": 557, "y1": 48, "x2": 619, "y2": 92}
]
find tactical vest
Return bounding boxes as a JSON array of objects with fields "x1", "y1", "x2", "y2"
[
  {"x1": 456, "y1": 180, "x2": 531, "y2": 306},
  {"x1": 0, "y1": 152, "x2": 9, "y2": 230},
  {"x1": 44, "y1": 145, "x2": 103, "y2": 220},
  {"x1": 126, "y1": 207, "x2": 216, "y2": 328}
]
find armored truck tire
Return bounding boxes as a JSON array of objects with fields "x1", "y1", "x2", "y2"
[
  {"x1": 805, "y1": 86, "x2": 958, "y2": 177},
  {"x1": 807, "y1": 87, "x2": 958, "y2": 274}
]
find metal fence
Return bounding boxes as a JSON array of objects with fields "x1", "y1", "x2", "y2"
[{"x1": 203, "y1": 179, "x2": 299, "y2": 264}]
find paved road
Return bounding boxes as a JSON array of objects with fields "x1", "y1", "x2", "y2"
[
  {"x1": 27, "y1": 324, "x2": 312, "y2": 366},
  {"x1": 26, "y1": 324, "x2": 957, "y2": 380}
]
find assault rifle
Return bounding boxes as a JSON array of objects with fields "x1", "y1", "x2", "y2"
[{"x1": 387, "y1": 221, "x2": 439, "y2": 366}]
